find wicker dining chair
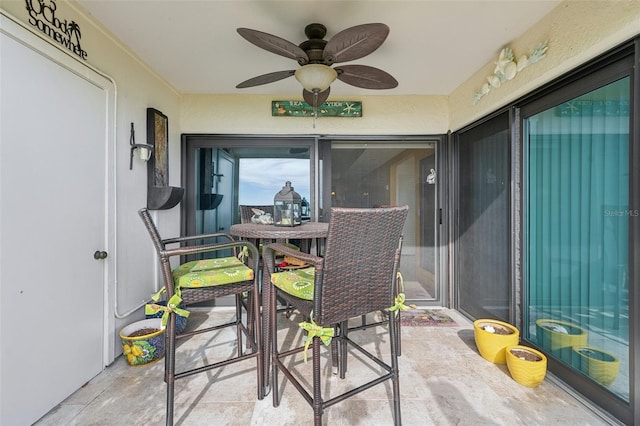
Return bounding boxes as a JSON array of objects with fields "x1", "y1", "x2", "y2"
[
  {"x1": 262, "y1": 205, "x2": 409, "y2": 426},
  {"x1": 138, "y1": 208, "x2": 263, "y2": 426}
]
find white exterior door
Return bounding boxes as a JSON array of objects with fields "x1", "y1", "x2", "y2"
[{"x1": 0, "y1": 16, "x2": 114, "y2": 425}]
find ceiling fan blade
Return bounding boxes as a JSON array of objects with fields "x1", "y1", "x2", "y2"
[
  {"x1": 303, "y1": 88, "x2": 331, "y2": 107},
  {"x1": 237, "y1": 28, "x2": 309, "y2": 65},
  {"x1": 236, "y1": 70, "x2": 296, "y2": 88},
  {"x1": 336, "y1": 65, "x2": 398, "y2": 89},
  {"x1": 323, "y1": 23, "x2": 389, "y2": 64}
]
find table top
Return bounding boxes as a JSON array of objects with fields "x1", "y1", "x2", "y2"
[{"x1": 229, "y1": 222, "x2": 329, "y2": 239}]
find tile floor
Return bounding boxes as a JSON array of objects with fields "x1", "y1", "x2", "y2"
[{"x1": 36, "y1": 308, "x2": 615, "y2": 425}]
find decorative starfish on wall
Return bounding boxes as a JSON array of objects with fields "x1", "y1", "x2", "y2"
[{"x1": 472, "y1": 40, "x2": 548, "y2": 105}]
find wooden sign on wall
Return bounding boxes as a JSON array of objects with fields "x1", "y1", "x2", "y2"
[{"x1": 272, "y1": 101, "x2": 362, "y2": 117}]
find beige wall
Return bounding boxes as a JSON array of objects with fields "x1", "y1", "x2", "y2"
[
  {"x1": 180, "y1": 94, "x2": 448, "y2": 135},
  {"x1": 3, "y1": 0, "x2": 637, "y2": 160},
  {"x1": 450, "y1": 0, "x2": 640, "y2": 131},
  {"x1": 181, "y1": 2, "x2": 639, "y2": 135}
]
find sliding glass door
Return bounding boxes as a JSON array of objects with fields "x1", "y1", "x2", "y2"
[
  {"x1": 523, "y1": 74, "x2": 632, "y2": 414},
  {"x1": 321, "y1": 138, "x2": 444, "y2": 305},
  {"x1": 453, "y1": 40, "x2": 636, "y2": 424},
  {"x1": 181, "y1": 136, "x2": 313, "y2": 260}
]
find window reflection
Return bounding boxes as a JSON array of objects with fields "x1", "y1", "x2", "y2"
[
  {"x1": 329, "y1": 141, "x2": 438, "y2": 302},
  {"x1": 525, "y1": 78, "x2": 630, "y2": 401}
]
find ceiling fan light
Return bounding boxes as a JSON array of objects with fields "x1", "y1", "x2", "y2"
[{"x1": 295, "y1": 64, "x2": 337, "y2": 92}]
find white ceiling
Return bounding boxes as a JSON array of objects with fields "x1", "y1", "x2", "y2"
[{"x1": 76, "y1": 0, "x2": 562, "y2": 97}]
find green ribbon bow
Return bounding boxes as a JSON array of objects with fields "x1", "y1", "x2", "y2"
[
  {"x1": 388, "y1": 272, "x2": 415, "y2": 317},
  {"x1": 151, "y1": 285, "x2": 183, "y2": 301},
  {"x1": 145, "y1": 294, "x2": 190, "y2": 327},
  {"x1": 388, "y1": 292, "x2": 410, "y2": 317},
  {"x1": 298, "y1": 319, "x2": 334, "y2": 363},
  {"x1": 151, "y1": 287, "x2": 166, "y2": 301},
  {"x1": 237, "y1": 246, "x2": 249, "y2": 262}
]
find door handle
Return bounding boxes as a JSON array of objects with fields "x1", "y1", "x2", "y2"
[{"x1": 93, "y1": 250, "x2": 108, "y2": 260}]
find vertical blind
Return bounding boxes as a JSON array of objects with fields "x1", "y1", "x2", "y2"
[{"x1": 526, "y1": 77, "x2": 630, "y2": 401}]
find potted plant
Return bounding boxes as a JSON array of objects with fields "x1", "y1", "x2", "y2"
[
  {"x1": 572, "y1": 346, "x2": 620, "y2": 387},
  {"x1": 473, "y1": 319, "x2": 519, "y2": 364},
  {"x1": 119, "y1": 318, "x2": 165, "y2": 366},
  {"x1": 505, "y1": 345, "x2": 547, "y2": 387}
]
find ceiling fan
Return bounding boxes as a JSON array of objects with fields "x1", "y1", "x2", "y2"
[{"x1": 235, "y1": 23, "x2": 398, "y2": 107}]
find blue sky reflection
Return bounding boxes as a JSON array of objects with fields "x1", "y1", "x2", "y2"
[{"x1": 239, "y1": 158, "x2": 310, "y2": 205}]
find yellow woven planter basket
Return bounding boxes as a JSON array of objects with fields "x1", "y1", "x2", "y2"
[
  {"x1": 473, "y1": 319, "x2": 519, "y2": 364},
  {"x1": 506, "y1": 345, "x2": 547, "y2": 387}
]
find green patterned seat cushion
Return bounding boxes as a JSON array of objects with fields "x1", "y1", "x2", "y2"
[
  {"x1": 173, "y1": 257, "x2": 253, "y2": 288},
  {"x1": 172, "y1": 257, "x2": 243, "y2": 275},
  {"x1": 270, "y1": 267, "x2": 315, "y2": 300}
]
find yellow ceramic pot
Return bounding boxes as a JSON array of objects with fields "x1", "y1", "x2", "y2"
[
  {"x1": 572, "y1": 346, "x2": 620, "y2": 387},
  {"x1": 506, "y1": 345, "x2": 547, "y2": 387},
  {"x1": 473, "y1": 319, "x2": 519, "y2": 364}
]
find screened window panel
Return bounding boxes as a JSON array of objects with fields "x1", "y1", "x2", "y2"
[{"x1": 457, "y1": 112, "x2": 511, "y2": 321}]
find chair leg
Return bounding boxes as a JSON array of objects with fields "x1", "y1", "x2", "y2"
[
  {"x1": 235, "y1": 293, "x2": 244, "y2": 357},
  {"x1": 312, "y1": 337, "x2": 323, "y2": 426},
  {"x1": 270, "y1": 284, "x2": 281, "y2": 407},
  {"x1": 331, "y1": 334, "x2": 339, "y2": 376},
  {"x1": 245, "y1": 292, "x2": 254, "y2": 350},
  {"x1": 389, "y1": 313, "x2": 402, "y2": 426},
  {"x1": 165, "y1": 313, "x2": 176, "y2": 426},
  {"x1": 339, "y1": 321, "x2": 348, "y2": 378},
  {"x1": 251, "y1": 288, "x2": 264, "y2": 400},
  {"x1": 396, "y1": 311, "x2": 402, "y2": 356}
]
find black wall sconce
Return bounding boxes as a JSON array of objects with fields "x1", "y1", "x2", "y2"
[{"x1": 129, "y1": 122, "x2": 154, "y2": 170}]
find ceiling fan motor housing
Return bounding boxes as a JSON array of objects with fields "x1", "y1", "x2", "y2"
[{"x1": 299, "y1": 23, "x2": 328, "y2": 64}]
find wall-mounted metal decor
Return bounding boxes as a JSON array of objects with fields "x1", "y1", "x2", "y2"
[
  {"x1": 272, "y1": 101, "x2": 362, "y2": 117},
  {"x1": 25, "y1": 0, "x2": 88, "y2": 60},
  {"x1": 146, "y1": 108, "x2": 184, "y2": 210},
  {"x1": 147, "y1": 108, "x2": 169, "y2": 186}
]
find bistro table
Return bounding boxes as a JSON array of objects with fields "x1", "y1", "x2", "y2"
[
  {"x1": 229, "y1": 221, "x2": 329, "y2": 393},
  {"x1": 229, "y1": 221, "x2": 329, "y2": 251}
]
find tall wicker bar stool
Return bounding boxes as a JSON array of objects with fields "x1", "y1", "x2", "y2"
[
  {"x1": 263, "y1": 206, "x2": 408, "y2": 425},
  {"x1": 139, "y1": 208, "x2": 263, "y2": 426}
]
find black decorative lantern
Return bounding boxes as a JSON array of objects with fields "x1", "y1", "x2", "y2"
[
  {"x1": 301, "y1": 197, "x2": 310, "y2": 220},
  {"x1": 274, "y1": 181, "x2": 302, "y2": 226}
]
